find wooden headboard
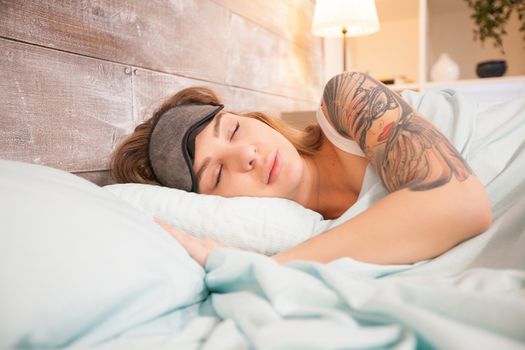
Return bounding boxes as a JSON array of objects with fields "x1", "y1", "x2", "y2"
[{"x1": 0, "y1": 0, "x2": 323, "y2": 185}]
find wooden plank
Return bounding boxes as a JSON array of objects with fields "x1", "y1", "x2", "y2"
[
  {"x1": 224, "y1": 13, "x2": 322, "y2": 103},
  {"x1": 0, "y1": 38, "x2": 133, "y2": 173},
  {"x1": 211, "y1": 0, "x2": 319, "y2": 51},
  {"x1": 0, "y1": 0, "x2": 323, "y2": 101},
  {"x1": 132, "y1": 68, "x2": 318, "y2": 127}
]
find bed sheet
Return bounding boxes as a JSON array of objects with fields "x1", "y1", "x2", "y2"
[
  {"x1": 89, "y1": 90, "x2": 525, "y2": 349},
  {"x1": 86, "y1": 197, "x2": 525, "y2": 350}
]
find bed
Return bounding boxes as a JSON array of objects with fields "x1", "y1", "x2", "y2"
[{"x1": 1, "y1": 89, "x2": 525, "y2": 349}]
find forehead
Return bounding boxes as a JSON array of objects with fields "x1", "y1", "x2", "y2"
[
  {"x1": 199, "y1": 111, "x2": 244, "y2": 135},
  {"x1": 194, "y1": 111, "x2": 232, "y2": 152},
  {"x1": 199, "y1": 111, "x2": 228, "y2": 137}
]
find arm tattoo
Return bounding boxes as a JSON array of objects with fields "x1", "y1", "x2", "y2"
[{"x1": 322, "y1": 72, "x2": 472, "y2": 192}]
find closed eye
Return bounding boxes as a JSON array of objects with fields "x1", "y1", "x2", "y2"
[
  {"x1": 230, "y1": 122, "x2": 239, "y2": 141},
  {"x1": 215, "y1": 164, "x2": 223, "y2": 187},
  {"x1": 215, "y1": 122, "x2": 239, "y2": 188}
]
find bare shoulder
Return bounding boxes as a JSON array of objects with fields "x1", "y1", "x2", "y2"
[{"x1": 321, "y1": 71, "x2": 472, "y2": 193}]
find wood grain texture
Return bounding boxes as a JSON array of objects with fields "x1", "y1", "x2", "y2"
[
  {"x1": 132, "y1": 68, "x2": 318, "y2": 127},
  {"x1": 0, "y1": 0, "x2": 324, "y2": 185},
  {"x1": 0, "y1": 38, "x2": 133, "y2": 172},
  {"x1": 0, "y1": 0, "x2": 323, "y2": 101},
  {"x1": 211, "y1": 0, "x2": 319, "y2": 51}
]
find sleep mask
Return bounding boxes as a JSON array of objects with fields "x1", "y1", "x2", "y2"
[{"x1": 149, "y1": 103, "x2": 224, "y2": 192}]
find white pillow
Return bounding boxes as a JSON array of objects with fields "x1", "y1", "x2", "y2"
[
  {"x1": 104, "y1": 184, "x2": 331, "y2": 256},
  {"x1": 0, "y1": 160, "x2": 206, "y2": 349}
]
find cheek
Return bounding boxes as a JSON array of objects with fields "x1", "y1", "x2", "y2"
[
  {"x1": 216, "y1": 174, "x2": 262, "y2": 197},
  {"x1": 283, "y1": 153, "x2": 304, "y2": 184},
  {"x1": 370, "y1": 120, "x2": 384, "y2": 135}
]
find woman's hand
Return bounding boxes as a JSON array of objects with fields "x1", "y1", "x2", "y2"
[{"x1": 154, "y1": 218, "x2": 221, "y2": 267}]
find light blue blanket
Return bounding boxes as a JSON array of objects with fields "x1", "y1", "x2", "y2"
[{"x1": 85, "y1": 90, "x2": 525, "y2": 349}]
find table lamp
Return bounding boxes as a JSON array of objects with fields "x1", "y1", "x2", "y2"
[{"x1": 312, "y1": 0, "x2": 380, "y2": 71}]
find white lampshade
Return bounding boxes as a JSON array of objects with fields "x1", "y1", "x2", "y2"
[{"x1": 312, "y1": 0, "x2": 380, "y2": 37}]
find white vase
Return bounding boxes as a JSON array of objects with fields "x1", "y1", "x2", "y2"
[{"x1": 430, "y1": 54, "x2": 460, "y2": 82}]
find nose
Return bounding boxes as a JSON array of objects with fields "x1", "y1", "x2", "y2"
[{"x1": 222, "y1": 143, "x2": 258, "y2": 172}]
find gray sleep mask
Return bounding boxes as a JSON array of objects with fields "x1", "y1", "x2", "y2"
[{"x1": 149, "y1": 103, "x2": 224, "y2": 192}]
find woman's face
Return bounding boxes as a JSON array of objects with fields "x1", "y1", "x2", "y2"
[{"x1": 192, "y1": 112, "x2": 306, "y2": 199}]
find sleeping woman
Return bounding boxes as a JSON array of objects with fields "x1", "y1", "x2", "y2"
[{"x1": 111, "y1": 71, "x2": 492, "y2": 267}]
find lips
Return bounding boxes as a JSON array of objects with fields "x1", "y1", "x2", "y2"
[
  {"x1": 264, "y1": 150, "x2": 281, "y2": 184},
  {"x1": 378, "y1": 121, "x2": 395, "y2": 142}
]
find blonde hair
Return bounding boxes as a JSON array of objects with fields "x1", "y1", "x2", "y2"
[{"x1": 110, "y1": 87, "x2": 322, "y2": 185}]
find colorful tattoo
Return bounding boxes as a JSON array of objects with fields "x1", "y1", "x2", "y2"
[{"x1": 322, "y1": 72, "x2": 472, "y2": 192}]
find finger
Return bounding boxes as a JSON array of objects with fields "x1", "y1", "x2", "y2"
[
  {"x1": 154, "y1": 217, "x2": 166, "y2": 225},
  {"x1": 154, "y1": 217, "x2": 177, "y2": 233},
  {"x1": 154, "y1": 218, "x2": 182, "y2": 238},
  {"x1": 157, "y1": 222, "x2": 197, "y2": 247}
]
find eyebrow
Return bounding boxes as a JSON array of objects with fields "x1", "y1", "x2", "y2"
[
  {"x1": 195, "y1": 112, "x2": 224, "y2": 187},
  {"x1": 213, "y1": 111, "x2": 224, "y2": 137}
]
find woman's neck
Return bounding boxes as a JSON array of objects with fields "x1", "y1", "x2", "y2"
[{"x1": 303, "y1": 137, "x2": 368, "y2": 219}]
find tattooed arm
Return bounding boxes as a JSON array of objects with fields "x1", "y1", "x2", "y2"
[
  {"x1": 274, "y1": 72, "x2": 492, "y2": 264},
  {"x1": 321, "y1": 72, "x2": 473, "y2": 192}
]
